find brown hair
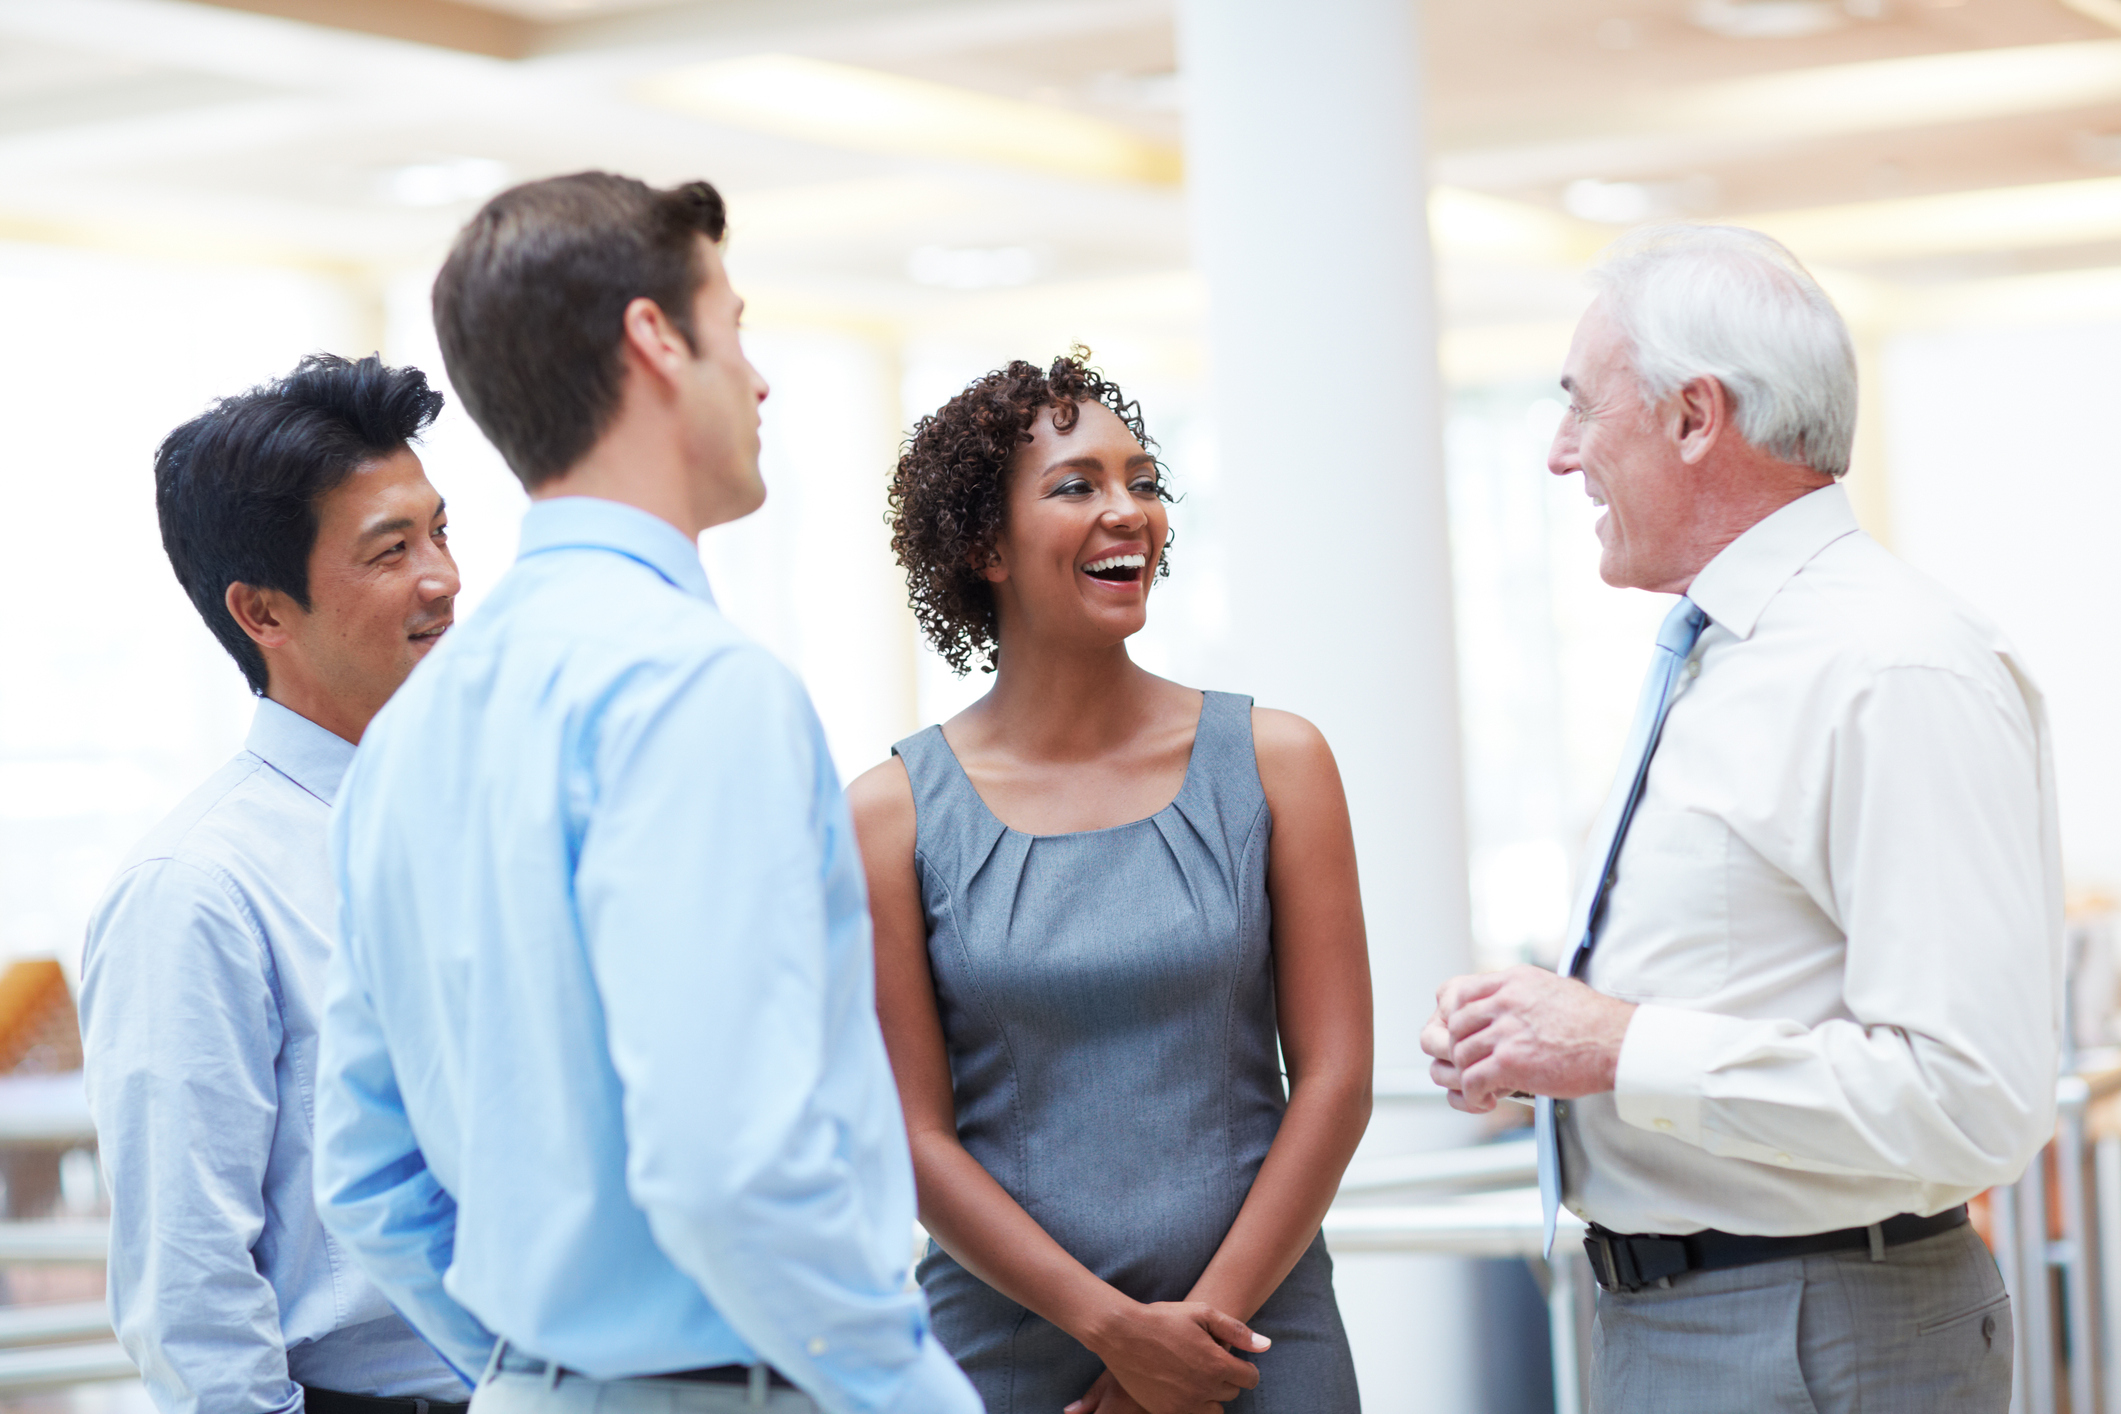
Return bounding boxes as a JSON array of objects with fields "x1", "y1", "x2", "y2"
[
  {"x1": 432, "y1": 171, "x2": 726, "y2": 489},
  {"x1": 888, "y1": 348, "x2": 1169, "y2": 676}
]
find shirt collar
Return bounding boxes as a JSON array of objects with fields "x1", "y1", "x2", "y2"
[
  {"x1": 246, "y1": 697, "x2": 357, "y2": 806},
  {"x1": 515, "y1": 496, "x2": 715, "y2": 604},
  {"x1": 1685, "y1": 482, "x2": 1861, "y2": 640}
]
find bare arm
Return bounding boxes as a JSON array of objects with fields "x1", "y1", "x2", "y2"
[
  {"x1": 1190, "y1": 709, "x2": 1373, "y2": 1317},
  {"x1": 847, "y1": 760, "x2": 1265, "y2": 1414}
]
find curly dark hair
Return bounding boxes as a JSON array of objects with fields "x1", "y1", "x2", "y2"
[{"x1": 889, "y1": 348, "x2": 1172, "y2": 675}]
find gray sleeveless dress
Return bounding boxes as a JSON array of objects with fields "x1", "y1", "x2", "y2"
[{"x1": 893, "y1": 690, "x2": 1360, "y2": 1414}]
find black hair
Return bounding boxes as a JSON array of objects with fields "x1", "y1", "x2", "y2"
[
  {"x1": 154, "y1": 353, "x2": 445, "y2": 694},
  {"x1": 433, "y1": 171, "x2": 727, "y2": 489},
  {"x1": 889, "y1": 348, "x2": 1168, "y2": 675}
]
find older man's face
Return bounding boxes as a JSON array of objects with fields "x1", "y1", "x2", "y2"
[{"x1": 1549, "y1": 299, "x2": 1697, "y2": 594}]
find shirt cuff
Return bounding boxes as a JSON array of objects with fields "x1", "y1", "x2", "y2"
[
  {"x1": 871, "y1": 1335, "x2": 981, "y2": 1414},
  {"x1": 1613, "y1": 1003, "x2": 1734, "y2": 1147}
]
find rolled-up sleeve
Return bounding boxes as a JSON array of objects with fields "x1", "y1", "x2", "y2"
[
  {"x1": 80, "y1": 859, "x2": 300, "y2": 1414},
  {"x1": 576, "y1": 646, "x2": 977, "y2": 1414},
  {"x1": 1615, "y1": 662, "x2": 2061, "y2": 1186}
]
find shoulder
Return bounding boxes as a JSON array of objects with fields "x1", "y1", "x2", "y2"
[
  {"x1": 1249, "y1": 706, "x2": 1337, "y2": 781},
  {"x1": 846, "y1": 756, "x2": 916, "y2": 853},
  {"x1": 108, "y1": 753, "x2": 277, "y2": 883},
  {"x1": 84, "y1": 851, "x2": 265, "y2": 996},
  {"x1": 1775, "y1": 534, "x2": 2026, "y2": 697}
]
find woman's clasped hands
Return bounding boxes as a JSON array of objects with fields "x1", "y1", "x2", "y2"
[{"x1": 1063, "y1": 1298, "x2": 1270, "y2": 1414}]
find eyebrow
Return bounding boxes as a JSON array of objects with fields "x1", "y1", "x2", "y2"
[
  {"x1": 359, "y1": 497, "x2": 447, "y2": 542},
  {"x1": 1042, "y1": 452, "x2": 1158, "y2": 475}
]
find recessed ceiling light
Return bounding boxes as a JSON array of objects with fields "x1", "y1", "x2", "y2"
[{"x1": 1691, "y1": 0, "x2": 1848, "y2": 38}]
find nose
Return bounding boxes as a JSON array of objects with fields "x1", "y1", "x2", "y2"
[
  {"x1": 1099, "y1": 487, "x2": 1146, "y2": 530},
  {"x1": 422, "y1": 538, "x2": 462, "y2": 602},
  {"x1": 1547, "y1": 415, "x2": 1580, "y2": 479}
]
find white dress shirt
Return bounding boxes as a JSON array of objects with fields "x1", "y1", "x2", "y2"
[
  {"x1": 1560, "y1": 483, "x2": 2063, "y2": 1237},
  {"x1": 81, "y1": 699, "x2": 465, "y2": 1414}
]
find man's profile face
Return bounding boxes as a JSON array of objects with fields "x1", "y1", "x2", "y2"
[
  {"x1": 291, "y1": 448, "x2": 458, "y2": 725},
  {"x1": 678, "y1": 239, "x2": 771, "y2": 527},
  {"x1": 1549, "y1": 300, "x2": 1696, "y2": 594}
]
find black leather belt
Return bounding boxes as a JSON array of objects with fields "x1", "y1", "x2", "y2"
[
  {"x1": 1584, "y1": 1204, "x2": 1970, "y2": 1294},
  {"x1": 494, "y1": 1347, "x2": 795, "y2": 1390},
  {"x1": 302, "y1": 1388, "x2": 469, "y2": 1414}
]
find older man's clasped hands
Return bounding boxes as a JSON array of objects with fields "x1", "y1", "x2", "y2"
[{"x1": 1420, "y1": 966, "x2": 1637, "y2": 1115}]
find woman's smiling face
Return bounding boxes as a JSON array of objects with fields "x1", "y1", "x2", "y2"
[{"x1": 984, "y1": 400, "x2": 1168, "y2": 653}]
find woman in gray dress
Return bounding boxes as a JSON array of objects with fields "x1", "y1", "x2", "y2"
[{"x1": 849, "y1": 351, "x2": 1371, "y2": 1414}]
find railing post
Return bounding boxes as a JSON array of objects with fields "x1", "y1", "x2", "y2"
[
  {"x1": 2019, "y1": 1153, "x2": 2059, "y2": 1414},
  {"x1": 2100, "y1": 1134, "x2": 2121, "y2": 1414},
  {"x1": 2059, "y1": 1078, "x2": 2097, "y2": 1414},
  {"x1": 1546, "y1": 1249, "x2": 1585, "y2": 1414},
  {"x1": 1996, "y1": 1181, "x2": 2027, "y2": 1414}
]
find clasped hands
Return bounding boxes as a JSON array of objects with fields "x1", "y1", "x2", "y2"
[
  {"x1": 1064, "y1": 1298, "x2": 1269, "y2": 1414},
  {"x1": 1421, "y1": 965, "x2": 1638, "y2": 1112}
]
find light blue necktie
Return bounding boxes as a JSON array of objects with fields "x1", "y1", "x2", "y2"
[{"x1": 1536, "y1": 597, "x2": 1710, "y2": 1257}]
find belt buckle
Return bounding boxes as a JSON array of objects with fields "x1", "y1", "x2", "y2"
[{"x1": 1586, "y1": 1232, "x2": 1630, "y2": 1293}]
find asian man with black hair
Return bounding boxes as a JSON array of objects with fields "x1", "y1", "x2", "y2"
[{"x1": 80, "y1": 354, "x2": 465, "y2": 1414}]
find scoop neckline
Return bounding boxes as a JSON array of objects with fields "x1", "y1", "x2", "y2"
[{"x1": 931, "y1": 690, "x2": 1210, "y2": 841}]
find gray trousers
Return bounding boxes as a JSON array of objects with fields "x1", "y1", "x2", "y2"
[
  {"x1": 470, "y1": 1367, "x2": 817, "y2": 1414},
  {"x1": 1590, "y1": 1222, "x2": 2011, "y2": 1413}
]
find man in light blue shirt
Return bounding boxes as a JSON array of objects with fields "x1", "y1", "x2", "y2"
[
  {"x1": 314, "y1": 173, "x2": 978, "y2": 1414},
  {"x1": 81, "y1": 355, "x2": 466, "y2": 1414}
]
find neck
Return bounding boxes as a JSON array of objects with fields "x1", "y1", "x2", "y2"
[
  {"x1": 536, "y1": 407, "x2": 707, "y2": 538},
  {"x1": 970, "y1": 634, "x2": 1161, "y2": 759},
  {"x1": 262, "y1": 678, "x2": 368, "y2": 746},
  {"x1": 1664, "y1": 458, "x2": 1833, "y2": 595}
]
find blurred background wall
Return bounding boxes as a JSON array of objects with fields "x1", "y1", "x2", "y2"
[{"x1": 1, "y1": 0, "x2": 2118, "y2": 1407}]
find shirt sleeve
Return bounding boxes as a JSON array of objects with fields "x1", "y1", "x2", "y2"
[
  {"x1": 311, "y1": 848, "x2": 496, "y2": 1381},
  {"x1": 79, "y1": 858, "x2": 303, "y2": 1414},
  {"x1": 1614, "y1": 661, "x2": 2062, "y2": 1187},
  {"x1": 575, "y1": 646, "x2": 977, "y2": 1414}
]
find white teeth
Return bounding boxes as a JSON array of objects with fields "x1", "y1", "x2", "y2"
[{"x1": 1085, "y1": 553, "x2": 1147, "y2": 572}]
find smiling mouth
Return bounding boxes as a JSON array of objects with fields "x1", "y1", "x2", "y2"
[
  {"x1": 1083, "y1": 553, "x2": 1147, "y2": 584},
  {"x1": 409, "y1": 623, "x2": 450, "y2": 645}
]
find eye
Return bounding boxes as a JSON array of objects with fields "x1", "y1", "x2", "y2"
[{"x1": 1052, "y1": 478, "x2": 1092, "y2": 497}]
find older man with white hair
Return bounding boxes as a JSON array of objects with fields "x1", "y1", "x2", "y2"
[{"x1": 1423, "y1": 225, "x2": 2061, "y2": 1411}]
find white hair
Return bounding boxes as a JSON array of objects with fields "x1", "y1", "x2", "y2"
[{"x1": 1589, "y1": 224, "x2": 1857, "y2": 478}]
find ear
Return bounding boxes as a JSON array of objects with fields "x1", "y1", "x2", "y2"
[
  {"x1": 974, "y1": 544, "x2": 1008, "y2": 585},
  {"x1": 618, "y1": 296, "x2": 695, "y2": 391},
  {"x1": 1670, "y1": 376, "x2": 1728, "y2": 466},
  {"x1": 224, "y1": 581, "x2": 298, "y2": 651}
]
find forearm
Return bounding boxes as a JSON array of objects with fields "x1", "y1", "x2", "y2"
[
  {"x1": 912, "y1": 1132, "x2": 1133, "y2": 1347},
  {"x1": 1617, "y1": 1005, "x2": 2053, "y2": 1185},
  {"x1": 1184, "y1": 1069, "x2": 1370, "y2": 1320}
]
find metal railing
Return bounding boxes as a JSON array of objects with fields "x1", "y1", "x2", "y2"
[{"x1": 1, "y1": 1072, "x2": 2109, "y2": 1412}]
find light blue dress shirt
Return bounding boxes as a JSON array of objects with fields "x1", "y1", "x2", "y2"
[
  {"x1": 315, "y1": 497, "x2": 978, "y2": 1414},
  {"x1": 80, "y1": 698, "x2": 467, "y2": 1414}
]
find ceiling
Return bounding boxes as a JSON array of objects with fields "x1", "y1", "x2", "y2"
[{"x1": 5, "y1": 0, "x2": 2121, "y2": 364}]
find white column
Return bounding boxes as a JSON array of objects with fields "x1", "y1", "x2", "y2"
[{"x1": 1177, "y1": 3, "x2": 1479, "y2": 1408}]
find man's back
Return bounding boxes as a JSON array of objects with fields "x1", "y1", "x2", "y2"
[{"x1": 322, "y1": 498, "x2": 958, "y2": 1409}]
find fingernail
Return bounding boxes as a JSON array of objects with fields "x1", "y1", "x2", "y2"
[{"x1": 1251, "y1": 1333, "x2": 1271, "y2": 1350}]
